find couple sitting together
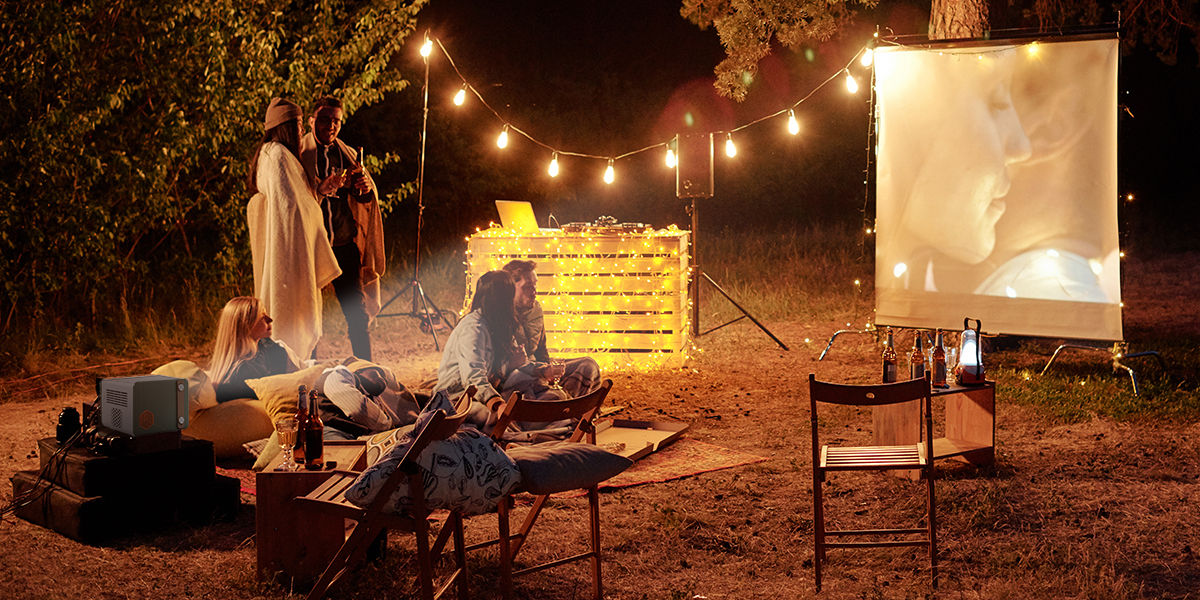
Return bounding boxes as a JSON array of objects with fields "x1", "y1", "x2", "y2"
[{"x1": 179, "y1": 259, "x2": 599, "y2": 458}]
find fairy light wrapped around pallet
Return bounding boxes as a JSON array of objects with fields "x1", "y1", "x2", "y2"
[{"x1": 464, "y1": 225, "x2": 692, "y2": 371}]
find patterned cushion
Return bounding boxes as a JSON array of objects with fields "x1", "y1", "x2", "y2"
[{"x1": 345, "y1": 410, "x2": 520, "y2": 516}]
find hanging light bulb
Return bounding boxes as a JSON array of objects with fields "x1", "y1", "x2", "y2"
[
  {"x1": 453, "y1": 84, "x2": 467, "y2": 106},
  {"x1": 548, "y1": 152, "x2": 559, "y2": 177},
  {"x1": 724, "y1": 133, "x2": 737, "y2": 158},
  {"x1": 603, "y1": 159, "x2": 615, "y2": 184},
  {"x1": 419, "y1": 35, "x2": 433, "y2": 58},
  {"x1": 665, "y1": 145, "x2": 676, "y2": 168},
  {"x1": 861, "y1": 48, "x2": 874, "y2": 67},
  {"x1": 844, "y1": 69, "x2": 859, "y2": 93},
  {"x1": 787, "y1": 110, "x2": 800, "y2": 135},
  {"x1": 496, "y1": 125, "x2": 509, "y2": 149}
]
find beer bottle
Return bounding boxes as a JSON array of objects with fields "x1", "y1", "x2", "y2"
[
  {"x1": 931, "y1": 329, "x2": 948, "y2": 388},
  {"x1": 882, "y1": 327, "x2": 898, "y2": 383},
  {"x1": 293, "y1": 385, "x2": 309, "y2": 463},
  {"x1": 910, "y1": 332, "x2": 926, "y2": 380},
  {"x1": 304, "y1": 389, "x2": 325, "y2": 470}
]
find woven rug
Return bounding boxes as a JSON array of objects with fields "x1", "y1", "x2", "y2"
[
  {"x1": 215, "y1": 438, "x2": 766, "y2": 498},
  {"x1": 598, "y1": 438, "x2": 766, "y2": 490}
]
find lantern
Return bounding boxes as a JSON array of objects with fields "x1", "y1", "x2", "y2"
[{"x1": 955, "y1": 318, "x2": 986, "y2": 385}]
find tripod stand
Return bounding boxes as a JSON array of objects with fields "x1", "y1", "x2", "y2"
[{"x1": 376, "y1": 33, "x2": 456, "y2": 350}]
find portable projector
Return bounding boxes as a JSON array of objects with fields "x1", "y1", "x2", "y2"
[{"x1": 99, "y1": 375, "x2": 189, "y2": 437}]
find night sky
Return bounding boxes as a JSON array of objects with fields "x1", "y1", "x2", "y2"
[{"x1": 347, "y1": 1, "x2": 1200, "y2": 252}]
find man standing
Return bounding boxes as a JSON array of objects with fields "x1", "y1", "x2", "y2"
[
  {"x1": 300, "y1": 97, "x2": 386, "y2": 361},
  {"x1": 501, "y1": 259, "x2": 602, "y2": 398}
]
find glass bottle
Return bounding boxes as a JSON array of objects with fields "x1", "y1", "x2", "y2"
[
  {"x1": 293, "y1": 385, "x2": 309, "y2": 464},
  {"x1": 882, "y1": 327, "x2": 898, "y2": 383},
  {"x1": 304, "y1": 389, "x2": 325, "y2": 470},
  {"x1": 931, "y1": 329, "x2": 948, "y2": 388},
  {"x1": 910, "y1": 332, "x2": 926, "y2": 380}
]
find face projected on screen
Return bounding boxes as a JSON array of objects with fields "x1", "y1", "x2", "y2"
[{"x1": 882, "y1": 49, "x2": 1032, "y2": 268}]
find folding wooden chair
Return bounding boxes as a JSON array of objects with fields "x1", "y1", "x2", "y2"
[
  {"x1": 809, "y1": 373, "x2": 936, "y2": 592},
  {"x1": 294, "y1": 395, "x2": 474, "y2": 600},
  {"x1": 485, "y1": 379, "x2": 614, "y2": 600}
]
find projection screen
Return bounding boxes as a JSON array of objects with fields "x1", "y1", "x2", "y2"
[{"x1": 873, "y1": 36, "x2": 1121, "y2": 340}]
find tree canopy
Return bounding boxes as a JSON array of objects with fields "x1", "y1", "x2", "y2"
[{"x1": 0, "y1": 0, "x2": 426, "y2": 352}]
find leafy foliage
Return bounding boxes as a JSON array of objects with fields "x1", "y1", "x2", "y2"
[{"x1": 0, "y1": 0, "x2": 426, "y2": 356}]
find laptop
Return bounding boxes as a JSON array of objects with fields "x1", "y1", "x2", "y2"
[{"x1": 495, "y1": 200, "x2": 540, "y2": 232}]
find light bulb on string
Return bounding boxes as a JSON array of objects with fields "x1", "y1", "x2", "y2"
[
  {"x1": 496, "y1": 125, "x2": 509, "y2": 149},
  {"x1": 548, "y1": 152, "x2": 559, "y2": 177},
  {"x1": 453, "y1": 85, "x2": 466, "y2": 106},
  {"x1": 724, "y1": 133, "x2": 737, "y2": 158},
  {"x1": 603, "y1": 159, "x2": 615, "y2": 184},
  {"x1": 844, "y1": 69, "x2": 859, "y2": 93},
  {"x1": 787, "y1": 110, "x2": 800, "y2": 135},
  {"x1": 419, "y1": 35, "x2": 433, "y2": 58},
  {"x1": 860, "y1": 48, "x2": 874, "y2": 67},
  {"x1": 665, "y1": 145, "x2": 676, "y2": 168}
]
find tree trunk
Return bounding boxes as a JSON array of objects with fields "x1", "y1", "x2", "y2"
[{"x1": 929, "y1": 0, "x2": 989, "y2": 40}]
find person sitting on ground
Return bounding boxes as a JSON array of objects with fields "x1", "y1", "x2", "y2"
[
  {"x1": 501, "y1": 259, "x2": 602, "y2": 398},
  {"x1": 208, "y1": 296, "x2": 300, "y2": 403}
]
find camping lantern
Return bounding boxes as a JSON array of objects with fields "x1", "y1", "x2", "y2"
[{"x1": 955, "y1": 318, "x2": 986, "y2": 385}]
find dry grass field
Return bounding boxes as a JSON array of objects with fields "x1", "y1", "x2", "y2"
[{"x1": 0, "y1": 231, "x2": 1197, "y2": 599}]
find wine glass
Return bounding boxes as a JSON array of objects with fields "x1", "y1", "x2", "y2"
[{"x1": 274, "y1": 416, "x2": 299, "y2": 471}]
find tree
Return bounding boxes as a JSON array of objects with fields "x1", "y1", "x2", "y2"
[
  {"x1": 683, "y1": 0, "x2": 1200, "y2": 100},
  {"x1": 0, "y1": 0, "x2": 426, "y2": 355}
]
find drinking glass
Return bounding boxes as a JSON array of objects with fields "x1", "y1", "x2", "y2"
[{"x1": 274, "y1": 416, "x2": 299, "y2": 471}]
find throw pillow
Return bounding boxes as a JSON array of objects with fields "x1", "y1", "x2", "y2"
[
  {"x1": 151, "y1": 360, "x2": 216, "y2": 415},
  {"x1": 245, "y1": 364, "x2": 328, "y2": 424},
  {"x1": 505, "y1": 441, "x2": 633, "y2": 495}
]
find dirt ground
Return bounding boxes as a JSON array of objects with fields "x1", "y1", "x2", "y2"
[{"x1": 0, "y1": 253, "x2": 1198, "y2": 599}]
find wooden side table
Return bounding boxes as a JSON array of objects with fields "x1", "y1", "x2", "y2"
[
  {"x1": 255, "y1": 440, "x2": 368, "y2": 585},
  {"x1": 873, "y1": 381, "x2": 996, "y2": 470}
]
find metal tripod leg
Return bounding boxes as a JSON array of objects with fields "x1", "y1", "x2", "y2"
[
  {"x1": 1040, "y1": 342, "x2": 1167, "y2": 396},
  {"x1": 377, "y1": 278, "x2": 454, "y2": 351},
  {"x1": 818, "y1": 328, "x2": 875, "y2": 361},
  {"x1": 697, "y1": 272, "x2": 788, "y2": 350}
]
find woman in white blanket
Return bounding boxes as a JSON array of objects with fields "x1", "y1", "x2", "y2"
[{"x1": 247, "y1": 97, "x2": 342, "y2": 360}]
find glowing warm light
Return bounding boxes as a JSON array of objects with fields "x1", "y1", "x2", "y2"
[
  {"x1": 665, "y1": 146, "x2": 676, "y2": 168},
  {"x1": 860, "y1": 48, "x2": 874, "y2": 67},
  {"x1": 724, "y1": 133, "x2": 737, "y2": 158},
  {"x1": 496, "y1": 125, "x2": 509, "y2": 149},
  {"x1": 420, "y1": 36, "x2": 433, "y2": 58},
  {"x1": 844, "y1": 70, "x2": 859, "y2": 93},
  {"x1": 453, "y1": 85, "x2": 466, "y2": 106},
  {"x1": 1119, "y1": 251, "x2": 1126, "y2": 259},
  {"x1": 1126, "y1": 193, "x2": 1135, "y2": 202},
  {"x1": 853, "y1": 279, "x2": 861, "y2": 286},
  {"x1": 1027, "y1": 42, "x2": 1040, "y2": 56},
  {"x1": 787, "y1": 110, "x2": 800, "y2": 135},
  {"x1": 548, "y1": 152, "x2": 559, "y2": 177},
  {"x1": 893, "y1": 262, "x2": 907, "y2": 277},
  {"x1": 603, "y1": 159, "x2": 615, "y2": 184}
]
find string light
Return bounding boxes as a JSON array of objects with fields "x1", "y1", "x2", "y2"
[
  {"x1": 419, "y1": 35, "x2": 433, "y2": 58},
  {"x1": 453, "y1": 84, "x2": 467, "y2": 106},
  {"x1": 724, "y1": 133, "x2": 737, "y2": 158},
  {"x1": 844, "y1": 69, "x2": 859, "y2": 93},
  {"x1": 496, "y1": 124, "x2": 509, "y2": 149},
  {"x1": 603, "y1": 159, "x2": 615, "y2": 184},
  {"x1": 860, "y1": 48, "x2": 874, "y2": 67},
  {"x1": 1027, "y1": 42, "x2": 1040, "y2": 56},
  {"x1": 665, "y1": 145, "x2": 676, "y2": 168},
  {"x1": 548, "y1": 152, "x2": 559, "y2": 177},
  {"x1": 787, "y1": 110, "x2": 800, "y2": 135}
]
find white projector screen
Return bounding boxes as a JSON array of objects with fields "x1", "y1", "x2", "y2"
[{"x1": 874, "y1": 37, "x2": 1121, "y2": 340}]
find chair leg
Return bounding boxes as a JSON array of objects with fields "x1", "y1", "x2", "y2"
[
  {"x1": 813, "y1": 470, "x2": 824, "y2": 592},
  {"x1": 498, "y1": 495, "x2": 514, "y2": 600},
  {"x1": 306, "y1": 521, "x2": 380, "y2": 600},
  {"x1": 588, "y1": 485, "x2": 602, "y2": 600},
  {"x1": 415, "y1": 515, "x2": 436, "y2": 600},
  {"x1": 928, "y1": 471, "x2": 938, "y2": 590},
  {"x1": 511, "y1": 492, "x2": 551, "y2": 559}
]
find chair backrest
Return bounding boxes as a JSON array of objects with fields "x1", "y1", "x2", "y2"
[
  {"x1": 808, "y1": 374, "x2": 934, "y2": 461},
  {"x1": 388, "y1": 387, "x2": 474, "y2": 479},
  {"x1": 491, "y1": 379, "x2": 613, "y2": 445}
]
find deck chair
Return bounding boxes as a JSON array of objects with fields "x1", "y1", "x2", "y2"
[
  {"x1": 484, "y1": 379, "x2": 616, "y2": 600},
  {"x1": 294, "y1": 392, "x2": 474, "y2": 600},
  {"x1": 809, "y1": 373, "x2": 936, "y2": 592}
]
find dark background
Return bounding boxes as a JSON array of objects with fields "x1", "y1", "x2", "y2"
[{"x1": 345, "y1": 0, "x2": 1200, "y2": 267}]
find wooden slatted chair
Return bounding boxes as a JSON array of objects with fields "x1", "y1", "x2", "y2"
[
  {"x1": 294, "y1": 393, "x2": 474, "y2": 600},
  {"x1": 484, "y1": 379, "x2": 616, "y2": 600},
  {"x1": 809, "y1": 373, "x2": 936, "y2": 592}
]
